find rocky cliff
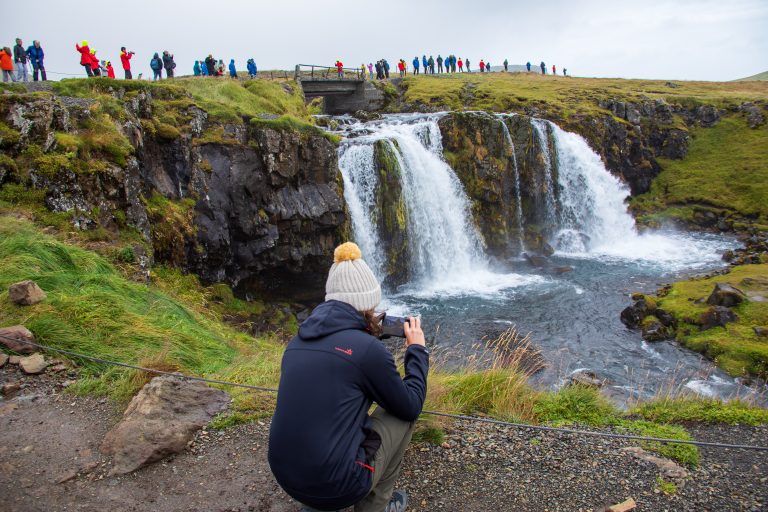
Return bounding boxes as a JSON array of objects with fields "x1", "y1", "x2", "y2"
[{"x1": 0, "y1": 81, "x2": 347, "y2": 302}]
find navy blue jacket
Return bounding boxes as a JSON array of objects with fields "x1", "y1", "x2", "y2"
[{"x1": 268, "y1": 300, "x2": 429, "y2": 510}]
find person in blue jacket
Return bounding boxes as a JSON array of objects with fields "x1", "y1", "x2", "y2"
[
  {"x1": 247, "y1": 58, "x2": 257, "y2": 78},
  {"x1": 412, "y1": 56, "x2": 419, "y2": 75},
  {"x1": 228, "y1": 59, "x2": 237, "y2": 78},
  {"x1": 526, "y1": 61, "x2": 531, "y2": 72},
  {"x1": 421, "y1": 55, "x2": 427, "y2": 74},
  {"x1": 26, "y1": 40, "x2": 46, "y2": 81},
  {"x1": 193, "y1": 61, "x2": 201, "y2": 76},
  {"x1": 269, "y1": 242, "x2": 429, "y2": 512},
  {"x1": 200, "y1": 59, "x2": 208, "y2": 76}
]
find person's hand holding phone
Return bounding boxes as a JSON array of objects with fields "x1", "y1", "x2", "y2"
[{"x1": 403, "y1": 316, "x2": 425, "y2": 348}]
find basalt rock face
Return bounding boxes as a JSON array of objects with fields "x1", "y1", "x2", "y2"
[
  {"x1": 438, "y1": 112, "x2": 559, "y2": 259},
  {"x1": 0, "y1": 89, "x2": 347, "y2": 302}
]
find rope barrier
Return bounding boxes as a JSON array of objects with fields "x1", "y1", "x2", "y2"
[{"x1": 2, "y1": 333, "x2": 767, "y2": 452}]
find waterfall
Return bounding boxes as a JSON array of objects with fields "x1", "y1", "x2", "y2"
[
  {"x1": 337, "y1": 116, "x2": 487, "y2": 288},
  {"x1": 532, "y1": 119, "x2": 559, "y2": 227},
  {"x1": 496, "y1": 115, "x2": 526, "y2": 252}
]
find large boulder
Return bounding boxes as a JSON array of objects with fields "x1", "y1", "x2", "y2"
[
  {"x1": 101, "y1": 375, "x2": 230, "y2": 475},
  {"x1": 700, "y1": 306, "x2": 738, "y2": 330},
  {"x1": 8, "y1": 280, "x2": 47, "y2": 306},
  {"x1": 706, "y1": 283, "x2": 746, "y2": 308},
  {"x1": 641, "y1": 316, "x2": 669, "y2": 342},
  {"x1": 0, "y1": 325, "x2": 37, "y2": 354}
]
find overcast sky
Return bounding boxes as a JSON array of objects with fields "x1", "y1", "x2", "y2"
[{"x1": 8, "y1": 0, "x2": 768, "y2": 81}]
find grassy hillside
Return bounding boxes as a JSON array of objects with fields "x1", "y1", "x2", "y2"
[
  {"x1": 631, "y1": 116, "x2": 768, "y2": 228},
  {"x1": 735, "y1": 71, "x2": 768, "y2": 81},
  {"x1": 400, "y1": 72, "x2": 768, "y2": 116}
]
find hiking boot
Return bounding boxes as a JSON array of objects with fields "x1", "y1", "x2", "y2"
[{"x1": 385, "y1": 490, "x2": 408, "y2": 512}]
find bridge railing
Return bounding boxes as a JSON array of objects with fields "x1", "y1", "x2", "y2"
[{"x1": 294, "y1": 64, "x2": 363, "y2": 81}]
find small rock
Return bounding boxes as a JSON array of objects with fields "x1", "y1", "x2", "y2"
[
  {"x1": 706, "y1": 283, "x2": 746, "y2": 307},
  {"x1": 620, "y1": 299, "x2": 653, "y2": 328},
  {"x1": 622, "y1": 447, "x2": 689, "y2": 484},
  {"x1": 55, "y1": 469, "x2": 78, "y2": 484},
  {"x1": 8, "y1": 280, "x2": 47, "y2": 306},
  {"x1": 0, "y1": 325, "x2": 37, "y2": 354},
  {"x1": 608, "y1": 497, "x2": 637, "y2": 512},
  {"x1": 1, "y1": 382, "x2": 21, "y2": 398},
  {"x1": 19, "y1": 353, "x2": 48, "y2": 374},
  {"x1": 754, "y1": 327, "x2": 767, "y2": 337},
  {"x1": 9, "y1": 355, "x2": 21, "y2": 364},
  {"x1": 552, "y1": 266, "x2": 574, "y2": 274},
  {"x1": 700, "y1": 306, "x2": 738, "y2": 330},
  {"x1": 0, "y1": 353, "x2": 7, "y2": 367},
  {"x1": 642, "y1": 318, "x2": 669, "y2": 341}
]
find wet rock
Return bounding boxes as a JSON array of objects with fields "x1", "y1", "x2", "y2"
[
  {"x1": 722, "y1": 250, "x2": 734, "y2": 262},
  {"x1": 101, "y1": 375, "x2": 230, "y2": 475},
  {"x1": 753, "y1": 327, "x2": 767, "y2": 337},
  {"x1": 655, "y1": 308, "x2": 676, "y2": 328},
  {"x1": 352, "y1": 110, "x2": 381, "y2": 122},
  {"x1": 19, "y1": 353, "x2": 48, "y2": 374},
  {"x1": 540, "y1": 241, "x2": 555, "y2": 257},
  {"x1": 568, "y1": 370, "x2": 605, "y2": 388},
  {"x1": 706, "y1": 283, "x2": 746, "y2": 307},
  {"x1": 700, "y1": 306, "x2": 738, "y2": 330},
  {"x1": 620, "y1": 299, "x2": 654, "y2": 329},
  {"x1": 642, "y1": 317, "x2": 669, "y2": 341},
  {"x1": 0, "y1": 353, "x2": 7, "y2": 367},
  {"x1": 0, "y1": 325, "x2": 37, "y2": 354},
  {"x1": 552, "y1": 266, "x2": 574, "y2": 274},
  {"x1": 8, "y1": 280, "x2": 47, "y2": 306},
  {"x1": 523, "y1": 253, "x2": 548, "y2": 268}
]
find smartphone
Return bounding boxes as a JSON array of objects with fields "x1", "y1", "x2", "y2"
[{"x1": 380, "y1": 314, "x2": 409, "y2": 339}]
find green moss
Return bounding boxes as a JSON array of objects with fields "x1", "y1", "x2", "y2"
[
  {"x1": 0, "y1": 122, "x2": 21, "y2": 148},
  {"x1": 249, "y1": 115, "x2": 338, "y2": 144},
  {"x1": 143, "y1": 193, "x2": 197, "y2": 266},
  {"x1": 155, "y1": 122, "x2": 181, "y2": 141},
  {"x1": 656, "y1": 476, "x2": 678, "y2": 495},
  {"x1": 632, "y1": 398, "x2": 768, "y2": 425},
  {"x1": 617, "y1": 420, "x2": 699, "y2": 466},
  {"x1": 194, "y1": 126, "x2": 240, "y2": 146},
  {"x1": 654, "y1": 264, "x2": 768, "y2": 378},
  {"x1": 632, "y1": 116, "x2": 768, "y2": 225}
]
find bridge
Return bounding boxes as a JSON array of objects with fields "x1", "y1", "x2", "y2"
[{"x1": 294, "y1": 64, "x2": 384, "y2": 114}]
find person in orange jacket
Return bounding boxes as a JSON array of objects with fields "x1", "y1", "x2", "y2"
[
  {"x1": 106, "y1": 61, "x2": 115, "y2": 79},
  {"x1": 1, "y1": 47, "x2": 16, "y2": 82},
  {"x1": 75, "y1": 40, "x2": 93, "y2": 76}
]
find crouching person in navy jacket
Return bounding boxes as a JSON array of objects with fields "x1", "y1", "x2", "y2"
[{"x1": 269, "y1": 242, "x2": 429, "y2": 512}]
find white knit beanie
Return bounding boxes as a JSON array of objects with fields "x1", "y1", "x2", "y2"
[{"x1": 325, "y1": 242, "x2": 381, "y2": 312}]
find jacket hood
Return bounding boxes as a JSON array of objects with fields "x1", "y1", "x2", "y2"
[{"x1": 298, "y1": 300, "x2": 367, "y2": 341}]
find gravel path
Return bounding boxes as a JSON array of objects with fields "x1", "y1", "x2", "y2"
[{"x1": 1, "y1": 363, "x2": 766, "y2": 512}]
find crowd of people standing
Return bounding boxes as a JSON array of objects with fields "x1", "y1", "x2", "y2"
[
  {"x1": 1, "y1": 38, "x2": 46, "y2": 82},
  {"x1": 356, "y1": 54, "x2": 567, "y2": 79}
]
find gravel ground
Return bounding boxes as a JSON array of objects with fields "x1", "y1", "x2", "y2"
[{"x1": 1, "y1": 363, "x2": 767, "y2": 512}]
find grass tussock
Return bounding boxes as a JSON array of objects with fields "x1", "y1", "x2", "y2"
[{"x1": 632, "y1": 397, "x2": 768, "y2": 425}]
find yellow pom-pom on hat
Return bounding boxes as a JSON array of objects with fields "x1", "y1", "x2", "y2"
[
  {"x1": 334, "y1": 242, "x2": 362, "y2": 263},
  {"x1": 326, "y1": 242, "x2": 381, "y2": 311}
]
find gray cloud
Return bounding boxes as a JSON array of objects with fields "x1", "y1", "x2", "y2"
[{"x1": 8, "y1": 0, "x2": 768, "y2": 81}]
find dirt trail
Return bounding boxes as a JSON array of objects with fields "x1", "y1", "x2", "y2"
[{"x1": 1, "y1": 364, "x2": 767, "y2": 512}]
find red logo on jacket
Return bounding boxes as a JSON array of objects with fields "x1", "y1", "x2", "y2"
[{"x1": 335, "y1": 347, "x2": 353, "y2": 356}]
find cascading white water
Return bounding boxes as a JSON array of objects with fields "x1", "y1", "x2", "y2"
[
  {"x1": 542, "y1": 119, "x2": 726, "y2": 265},
  {"x1": 337, "y1": 115, "x2": 543, "y2": 295},
  {"x1": 496, "y1": 115, "x2": 526, "y2": 252},
  {"x1": 532, "y1": 119, "x2": 559, "y2": 226}
]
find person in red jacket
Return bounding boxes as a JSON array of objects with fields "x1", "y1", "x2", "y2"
[
  {"x1": 106, "y1": 61, "x2": 115, "y2": 79},
  {"x1": 120, "y1": 47, "x2": 134, "y2": 79},
  {"x1": 75, "y1": 40, "x2": 93, "y2": 77},
  {"x1": 479, "y1": 59, "x2": 485, "y2": 72},
  {"x1": 335, "y1": 59, "x2": 344, "y2": 78},
  {"x1": 552, "y1": 64, "x2": 556, "y2": 75},
  {"x1": 89, "y1": 49, "x2": 101, "y2": 76}
]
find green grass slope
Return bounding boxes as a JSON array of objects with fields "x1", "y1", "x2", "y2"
[
  {"x1": 631, "y1": 116, "x2": 768, "y2": 228},
  {"x1": 735, "y1": 71, "x2": 768, "y2": 81}
]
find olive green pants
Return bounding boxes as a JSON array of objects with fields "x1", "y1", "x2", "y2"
[
  {"x1": 301, "y1": 408, "x2": 415, "y2": 512},
  {"x1": 353, "y1": 407, "x2": 415, "y2": 512}
]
